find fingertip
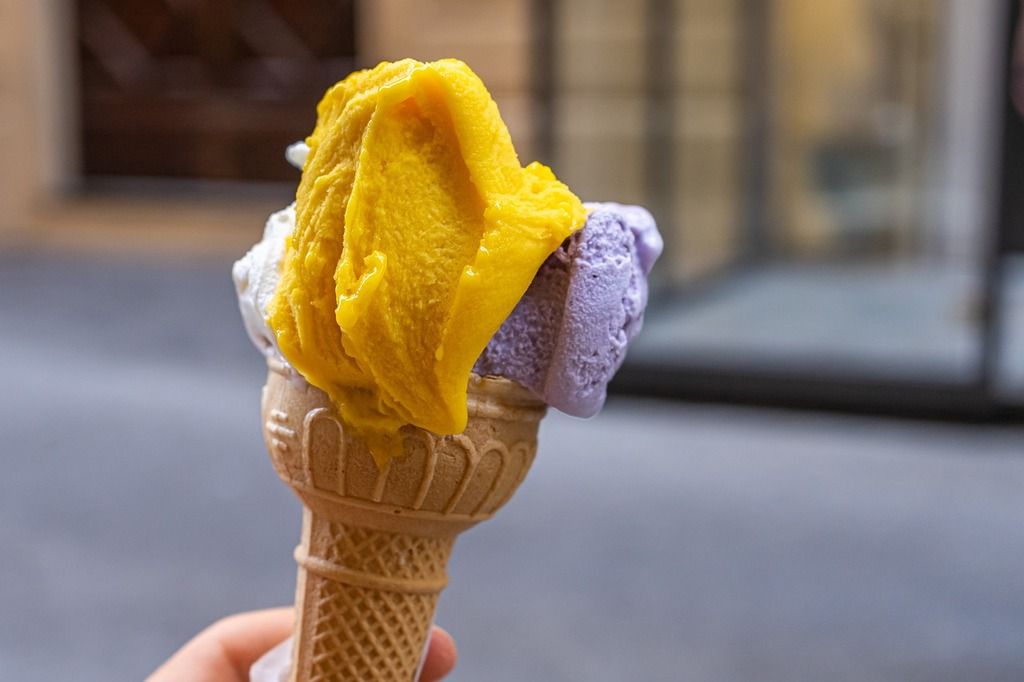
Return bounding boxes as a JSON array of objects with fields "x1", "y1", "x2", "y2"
[{"x1": 420, "y1": 626, "x2": 457, "y2": 681}]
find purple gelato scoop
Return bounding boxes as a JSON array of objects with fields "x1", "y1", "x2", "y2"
[{"x1": 474, "y1": 202, "x2": 663, "y2": 417}]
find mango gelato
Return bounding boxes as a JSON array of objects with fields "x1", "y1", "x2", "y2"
[{"x1": 266, "y1": 59, "x2": 585, "y2": 464}]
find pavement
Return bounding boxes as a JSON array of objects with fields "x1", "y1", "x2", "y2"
[
  {"x1": 636, "y1": 261, "x2": 1023, "y2": 388},
  {"x1": 2, "y1": 249, "x2": 1023, "y2": 681}
]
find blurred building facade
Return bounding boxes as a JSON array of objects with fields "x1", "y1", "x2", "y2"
[
  {"x1": 1, "y1": 0, "x2": 1020, "y2": 411},
  {"x1": 0, "y1": 1, "x2": 995, "y2": 267},
  {"x1": 0, "y1": 1, "x2": 546, "y2": 249}
]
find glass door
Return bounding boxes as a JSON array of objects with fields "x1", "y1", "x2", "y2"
[{"x1": 542, "y1": 0, "x2": 1018, "y2": 415}]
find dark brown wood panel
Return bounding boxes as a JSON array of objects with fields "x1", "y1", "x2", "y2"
[{"x1": 77, "y1": 0, "x2": 357, "y2": 181}]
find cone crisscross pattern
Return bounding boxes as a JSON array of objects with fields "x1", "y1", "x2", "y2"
[
  {"x1": 321, "y1": 522, "x2": 452, "y2": 581},
  {"x1": 307, "y1": 576, "x2": 437, "y2": 681},
  {"x1": 299, "y1": 519, "x2": 453, "y2": 681}
]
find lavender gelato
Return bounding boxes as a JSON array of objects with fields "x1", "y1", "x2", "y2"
[{"x1": 474, "y1": 202, "x2": 662, "y2": 416}]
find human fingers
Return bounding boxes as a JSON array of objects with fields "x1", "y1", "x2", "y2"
[{"x1": 146, "y1": 607, "x2": 293, "y2": 682}]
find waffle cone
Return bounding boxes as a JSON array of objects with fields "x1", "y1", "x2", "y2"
[{"x1": 260, "y1": 359, "x2": 546, "y2": 681}]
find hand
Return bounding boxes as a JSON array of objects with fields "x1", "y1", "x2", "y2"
[{"x1": 147, "y1": 607, "x2": 457, "y2": 681}]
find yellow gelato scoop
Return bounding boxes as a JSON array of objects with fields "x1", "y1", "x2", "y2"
[{"x1": 268, "y1": 59, "x2": 585, "y2": 465}]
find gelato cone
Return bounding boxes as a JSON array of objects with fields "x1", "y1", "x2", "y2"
[
  {"x1": 260, "y1": 358, "x2": 544, "y2": 681},
  {"x1": 234, "y1": 58, "x2": 661, "y2": 681}
]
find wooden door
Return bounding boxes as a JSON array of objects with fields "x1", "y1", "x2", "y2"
[{"x1": 76, "y1": 0, "x2": 356, "y2": 181}]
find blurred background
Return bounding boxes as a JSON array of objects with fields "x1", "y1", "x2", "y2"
[{"x1": 2, "y1": 1, "x2": 1024, "y2": 680}]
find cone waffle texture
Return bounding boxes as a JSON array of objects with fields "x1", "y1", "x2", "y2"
[{"x1": 261, "y1": 359, "x2": 546, "y2": 682}]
